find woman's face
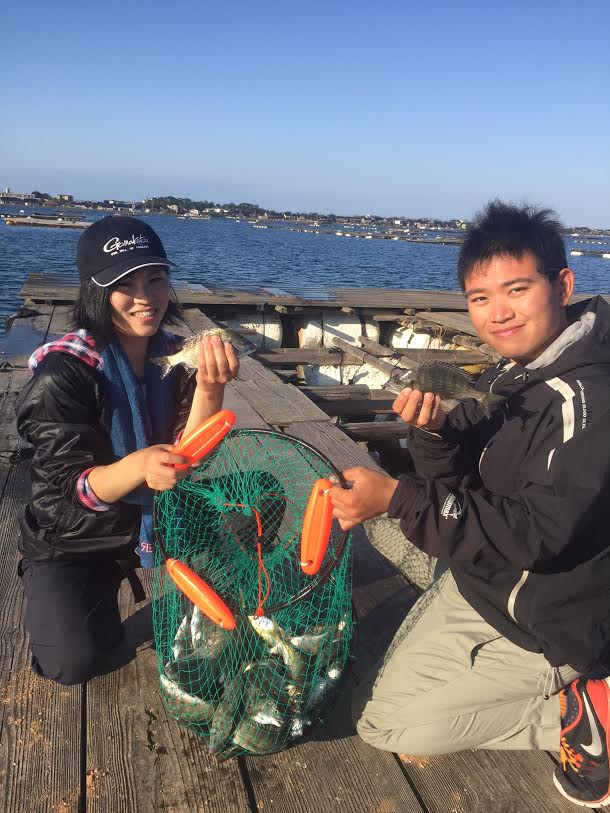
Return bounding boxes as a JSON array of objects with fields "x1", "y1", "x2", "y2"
[{"x1": 109, "y1": 266, "x2": 171, "y2": 339}]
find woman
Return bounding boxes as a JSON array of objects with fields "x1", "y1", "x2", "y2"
[{"x1": 16, "y1": 215, "x2": 239, "y2": 685}]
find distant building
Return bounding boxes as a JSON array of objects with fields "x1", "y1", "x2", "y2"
[
  {"x1": 57, "y1": 194, "x2": 74, "y2": 203},
  {"x1": 167, "y1": 204, "x2": 179, "y2": 213},
  {"x1": 0, "y1": 188, "x2": 39, "y2": 204}
]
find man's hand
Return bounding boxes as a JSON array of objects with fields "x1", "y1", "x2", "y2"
[
  {"x1": 392, "y1": 387, "x2": 446, "y2": 431},
  {"x1": 329, "y1": 467, "x2": 399, "y2": 531}
]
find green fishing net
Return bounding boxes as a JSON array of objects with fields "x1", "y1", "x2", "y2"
[{"x1": 153, "y1": 429, "x2": 353, "y2": 759}]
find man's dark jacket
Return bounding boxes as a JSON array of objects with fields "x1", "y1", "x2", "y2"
[
  {"x1": 16, "y1": 352, "x2": 194, "y2": 563},
  {"x1": 388, "y1": 296, "x2": 610, "y2": 671}
]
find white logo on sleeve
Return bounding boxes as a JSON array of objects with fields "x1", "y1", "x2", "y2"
[
  {"x1": 441, "y1": 493, "x2": 463, "y2": 520},
  {"x1": 103, "y1": 234, "x2": 150, "y2": 256}
]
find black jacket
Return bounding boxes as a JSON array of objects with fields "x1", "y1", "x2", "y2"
[
  {"x1": 387, "y1": 296, "x2": 610, "y2": 670},
  {"x1": 16, "y1": 352, "x2": 195, "y2": 563}
]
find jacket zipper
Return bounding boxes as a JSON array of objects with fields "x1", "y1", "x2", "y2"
[{"x1": 507, "y1": 570, "x2": 530, "y2": 623}]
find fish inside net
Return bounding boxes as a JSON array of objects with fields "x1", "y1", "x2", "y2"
[{"x1": 153, "y1": 430, "x2": 353, "y2": 759}]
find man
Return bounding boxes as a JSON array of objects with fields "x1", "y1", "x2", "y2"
[{"x1": 330, "y1": 201, "x2": 610, "y2": 808}]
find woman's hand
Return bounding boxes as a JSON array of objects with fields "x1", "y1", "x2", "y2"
[
  {"x1": 392, "y1": 387, "x2": 446, "y2": 431},
  {"x1": 138, "y1": 445, "x2": 191, "y2": 491},
  {"x1": 196, "y1": 336, "x2": 240, "y2": 392}
]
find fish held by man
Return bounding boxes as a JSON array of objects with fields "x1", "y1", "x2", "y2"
[
  {"x1": 151, "y1": 329, "x2": 256, "y2": 379},
  {"x1": 384, "y1": 361, "x2": 506, "y2": 417}
]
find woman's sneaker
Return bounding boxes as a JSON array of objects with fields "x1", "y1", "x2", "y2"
[{"x1": 553, "y1": 677, "x2": 610, "y2": 807}]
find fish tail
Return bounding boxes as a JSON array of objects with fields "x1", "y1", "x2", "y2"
[
  {"x1": 150, "y1": 355, "x2": 173, "y2": 379},
  {"x1": 482, "y1": 392, "x2": 507, "y2": 418}
]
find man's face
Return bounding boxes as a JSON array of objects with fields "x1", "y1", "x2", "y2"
[{"x1": 464, "y1": 252, "x2": 574, "y2": 364}]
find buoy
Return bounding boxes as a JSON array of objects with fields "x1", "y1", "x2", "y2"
[
  {"x1": 172, "y1": 409, "x2": 236, "y2": 469},
  {"x1": 300, "y1": 478, "x2": 333, "y2": 576},
  {"x1": 164, "y1": 557, "x2": 236, "y2": 629}
]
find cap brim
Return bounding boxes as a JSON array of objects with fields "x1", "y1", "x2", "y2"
[{"x1": 91, "y1": 258, "x2": 174, "y2": 288}]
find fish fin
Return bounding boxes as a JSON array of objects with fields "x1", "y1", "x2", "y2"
[
  {"x1": 150, "y1": 355, "x2": 173, "y2": 379},
  {"x1": 419, "y1": 361, "x2": 475, "y2": 382},
  {"x1": 482, "y1": 392, "x2": 507, "y2": 418}
]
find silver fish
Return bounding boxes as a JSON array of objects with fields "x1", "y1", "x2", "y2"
[
  {"x1": 172, "y1": 613, "x2": 192, "y2": 660},
  {"x1": 248, "y1": 615, "x2": 309, "y2": 706},
  {"x1": 160, "y1": 661, "x2": 216, "y2": 724},
  {"x1": 384, "y1": 361, "x2": 506, "y2": 418},
  {"x1": 289, "y1": 716, "x2": 311, "y2": 740},
  {"x1": 191, "y1": 605, "x2": 227, "y2": 659},
  {"x1": 151, "y1": 329, "x2": 256, "y2": 379},
  {"x1": 230, "y1": 662, "x2": 290, "y2": 755},
  {"x1": 306, "y1": 674, "x2": 338, "y2": 713}
]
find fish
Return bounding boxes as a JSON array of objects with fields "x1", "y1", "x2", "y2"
[
  {"x1": 229, "y1": 662, "x2": 290, "y2": 755},
  {"x1": 248, "y1": 615, "x2": 310, "y2": 707},
  {"x1": 290, "y1": 624, "x2": 332, "y2": 656},
  {"x1": 160, "y1": 658, "x2": 218, "y2": 724},
  {"x1": 151, "y1": 329, "x2": 256, "y2": 379},
  {"x1": 172, "y1": 613, "x2": 192, "y2": 660},
  {"x1": 384, "y1": 361, "x2": 506, "y2": 418},
  {"x1": 289, "y1": 716, "x2": 311, "y2": 740},
  {"x1": 306, "y1": 674, "x2": 339, "y2": 713},
  {"x1": 190, "y1": 605, "x2": 227, "y2": 660},
  {"x1": 208, "y1": 668, "x2": 250, "y2": 755},
  {"x1": 209, "y1": 658, "x2": 289, "y2": 757}
]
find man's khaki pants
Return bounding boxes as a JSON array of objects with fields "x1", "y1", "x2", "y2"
[{"x1": 354, "y1": 516, "x2": 581, "y2": 755}]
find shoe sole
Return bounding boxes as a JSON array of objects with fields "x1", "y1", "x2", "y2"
[{"x1": 553, "y1": 772, "x2": 610, "y2": 808}]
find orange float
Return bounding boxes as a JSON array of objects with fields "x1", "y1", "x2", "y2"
[
  {"x1": 172, "y1": 408, "x2": 236, "y2": 469},
  {"x1": 164, "y1": 558, "x2": 236, "y2": 629},
  {"x1": 300, "y1": 478, "x2": 333, "y2": 576}
]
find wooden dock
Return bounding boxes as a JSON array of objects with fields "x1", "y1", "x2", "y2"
[{"x1": 0, "y1": 279, "x2": 592, "y2": 812}]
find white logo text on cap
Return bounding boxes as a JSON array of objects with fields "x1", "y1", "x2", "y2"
[{"x1": 103, "y1": 234, "x2": 149, "y2": 256}]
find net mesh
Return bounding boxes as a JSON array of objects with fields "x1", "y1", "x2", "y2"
[{"x1": 153, "y1": 429, "x2": 353, "y2": 759}]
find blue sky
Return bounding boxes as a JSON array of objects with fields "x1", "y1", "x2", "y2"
[{"x1": 1, "y1": 0, "x2": 609, "y2": 226}]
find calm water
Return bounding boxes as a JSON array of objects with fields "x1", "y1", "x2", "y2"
[{"x1": 1, "y1": 205, "x2": 608, "y2": 332}]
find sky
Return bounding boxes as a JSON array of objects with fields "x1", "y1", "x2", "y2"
[{"x1": 1, "y1": 0, "x2": 609, "y2": 226}]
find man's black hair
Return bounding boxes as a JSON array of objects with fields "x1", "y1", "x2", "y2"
[
  {"x1": 457, "y1": 200, "x2": 568, "y2": 290},
  {"x1": 72, "y1": 278, "x2": 181, "y2": 349}
]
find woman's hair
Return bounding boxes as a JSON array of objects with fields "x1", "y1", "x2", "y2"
[{"x1": 72, "y1": 276, "x2": 182, "y2": 348}]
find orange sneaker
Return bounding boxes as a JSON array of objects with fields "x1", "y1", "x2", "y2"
[{"x1": 553, "y1": 677, "x2": 610, "y2": 807}]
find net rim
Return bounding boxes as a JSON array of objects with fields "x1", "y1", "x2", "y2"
[{"x1": 155, "y1": 427, "x2": 350, "y2": 613}]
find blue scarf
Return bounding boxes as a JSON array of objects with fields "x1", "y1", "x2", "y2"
[{"x1": 101, "y1": 333, "x2": 174, "y2": 567}]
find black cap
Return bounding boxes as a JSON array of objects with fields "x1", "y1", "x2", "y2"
[{"x1": 76, "y1": 216, "x2": 173, "y2": 287}]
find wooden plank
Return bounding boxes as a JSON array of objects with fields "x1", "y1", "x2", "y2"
[
  {"x1": 358, "y1": 336, "x2": 490, "y2": 366},
  {"x1": 244, "y1": 733, "x2": 424, "y2": 813},
  {"x1": 0, "y1": 464, "x2": 82, "y2": 813},
  {"x1": 0, "y1": 370, "x2": 34, "y2": 458},
  {"x1": 285, "y1": 421, "x2": 385, "y2": 474},
  {"x1": 415, "y1": 310, "x2": 478, "y2": 336},
  {"x1": 86, "y1": 576, "x2": 250, "y2": 813},
  {"x1": 46, "y1": 304, "x2": 74, "y2": 340},
  {"x1": 0, "y1": 306, "x2": 54, "y2": 367},
  {"x1": 185, "y1": 282, "x2": 214, "y2": 294},
  {"x1": 255, "y1": 348, "x2": 352, "y2": 366},
  {"x1": 300, "y1": 385, "x2": 372, "y2": 400},
  {"x1": 332, "y1": 337, "x2": 403, "y2": 374},
  {"x1": 231, "y1": 380, "x2": 330, "y2": 424},
  {"x1": 314, "y1": 398, "x2": 395, "y2": 417},
  {"x1": 341, "y1": 421, "x2": 409, "y2": 439},
  {"x1": 400, "y1": 749, "x2": 581, "y2": 813}
]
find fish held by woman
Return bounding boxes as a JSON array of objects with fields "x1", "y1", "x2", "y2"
[
  {"x1": 384, "y1": 361, "x2": 506, "y2": 417},
  {"x1": 151, "y1": 329, "x2": 256, "y2": 379}
]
